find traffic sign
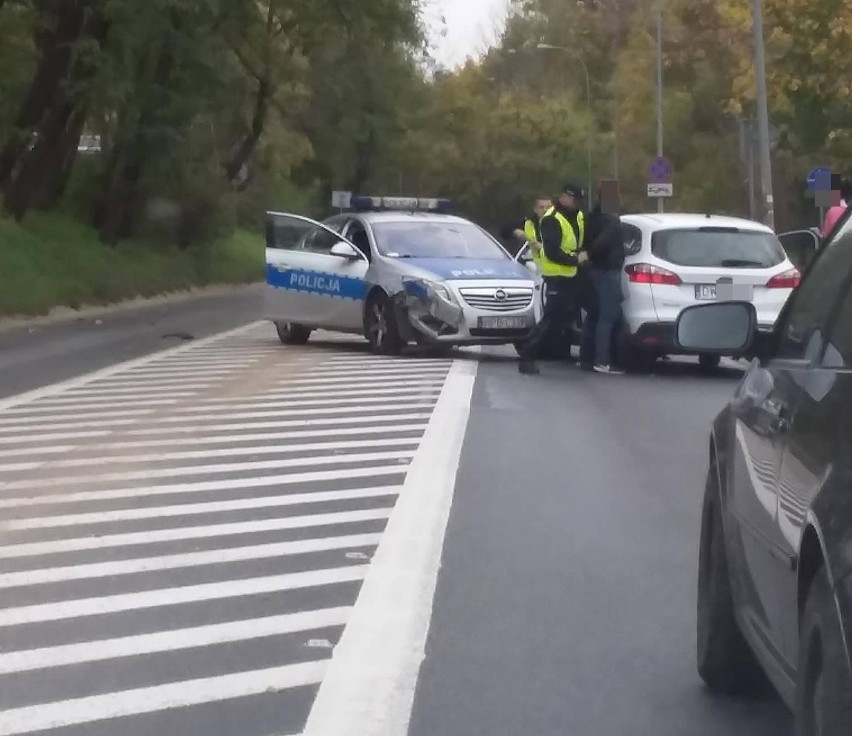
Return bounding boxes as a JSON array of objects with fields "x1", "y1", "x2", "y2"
[
  {"x1": 807, "y1": 167, "x2": 831, "y2": 191},
  {"x1": 647, "y1": 183, "x2": 673, "y2": 198},
  {"x1": 331, "y1": 190, "x2": 352, "y2": 209},
  {"x1": 648, "y1": 156, "x2": 673, "y2": 183}
]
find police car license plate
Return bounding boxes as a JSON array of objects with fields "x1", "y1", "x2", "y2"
[
  {"x1": 477, "y1": 316, "x2": 530, "y2": 330},
  {"x1": 695, "y1": 284, "x2": 717, "y2": 301}
]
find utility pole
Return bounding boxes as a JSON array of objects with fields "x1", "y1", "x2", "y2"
[
  {"x1": 752, "y1": 0, "x2": 775, "y2": 229},
  {"x1": 655, "y1": 8, "x2": 664, "y2": 214},
  {"x1": 747, "y1": 121, "x2": 757, "y2": 220}
]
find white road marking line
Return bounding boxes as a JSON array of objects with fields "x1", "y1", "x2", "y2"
[
  {"x1": 321, "y1": 356, "x2": 450, "y2": 364},
  {"x1": 0, "y1": 659, "x2": 329, "y2": 735},
  {"x1": 83, "y1": 377, "x2": 221, "y2": 388},
  {"x1": 0, "y1": 510, "x2": 390, "y2": 563},
  {"x1": 0, "y1": 437, "x2": 419, "y2": 473},
  {"x1": 179, "y1": 394, "x2": 441, "y2": 413},
  {"x1": 0, "y1": 508, "x2": 394, "y2": 558},
  {"x1": 3, "y1": 399, "x2": 182, "y2": 416},
  {"x1": 48, "y1": 384, "x2": 209, "y2": 398},
  {"x1": 197, "y1": 385, "x2": 444, "y2": 403},
  {"x1": 302, "y1": 367, "x2": 449, "y2": 378},
  {"x1": 0, "y1": 565, "x2": 370, "y2": 626},
  {"x1": 0, "y1": 466, "x2": 408, "y2": 511},
  {"x1": 277, "y1": 373, "x2": 448, "y2": 387},
  {"x1": 153, "y1": 402, "x2": 437, "y2": 424},
  {"x1": 0, "y1": 607, "x2": 351, "y2": 675},
  {"x1": 7, "y1": 486, "x2": 401, "y2": 530},
  {"x1": 0, "y1": 531, "x2": 386, "y2": 587},
  {"x1": 0, "y1": 409, "x2": 155, "y2": 428},
  {"x1": 0, "y1": 417, "x2": 146, "y2": 434},
  {"x1": 0, "y1": 321, "x2": 265, "y2": 414},
  {"x1": 0, "y1": 446, "x2": 77, "y2": 460},
  {"x1": 116, "y1": 365, "x2": 255, "y2": 375},
  {"x1": 72, "y1": 423, "x2": 429, "y2": 452},
  {"x1": 93, "y1": 362, "x2": 239, "y2": 373},
  {"x1": 303, "y1": 359, "x2": 476, "y2": 736},
  {"x1": 0, "y1": 431, "x2": 111, "y2": 446},
  {"x1": 125, "y1": 412, "x2": 433, "y2": 436},
  {"x1": 1, "y1": 450, "x2": 414, "y2": 490},
  {"x1": 28, "y1": 392, "x2": 198, "y2": 406}
]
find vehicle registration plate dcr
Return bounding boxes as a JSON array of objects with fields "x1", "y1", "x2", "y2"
[
  {"x1": 695, "y1": 284, "x2": 717, "y2": 301},
  {"x1": 477, "y1": 316, "x2": 531, "y2": 330}
]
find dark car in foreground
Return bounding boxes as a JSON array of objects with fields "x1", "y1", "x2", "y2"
[{"x1": 675, "y1": 209, "x2": 852, "y2": 735}]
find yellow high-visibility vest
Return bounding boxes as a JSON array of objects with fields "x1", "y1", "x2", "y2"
[
  {"x1": 538, "y1": 207, "x2": 585, "y2": 278},
  {"x1": 524, "y1": 218, "x2": 543, "y2": 266}
]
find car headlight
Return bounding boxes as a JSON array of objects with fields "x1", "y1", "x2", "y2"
[{"x1": 402, "y1": 278, "x2": 456, "y2": 305}]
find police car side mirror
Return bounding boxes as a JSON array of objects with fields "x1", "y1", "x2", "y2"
[{"x1": 330, "y1": 241, "x2": 360, "y2": 260}]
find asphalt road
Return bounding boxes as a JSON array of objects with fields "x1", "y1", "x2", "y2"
[
  {"x1": 0, "y1": 286, "x2": 264, "y2": 399},
  {"x1": 0, "y1": 294, "x2": 795, "y2": 735},
  {"x1": 409, "y1": 353, "x2": 795, "y2": 736}
]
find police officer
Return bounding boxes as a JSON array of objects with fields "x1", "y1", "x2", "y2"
[
  {"x1": 518, "y1": 184, "x2": 586, "y2": 375},
  {"x1": 512, "y1": 195, "x2": 552, "y2": 270}
]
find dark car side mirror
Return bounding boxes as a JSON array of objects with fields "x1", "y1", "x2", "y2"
[{"x1": 675, "y1": 302, "x2": 758, "y2": 354}]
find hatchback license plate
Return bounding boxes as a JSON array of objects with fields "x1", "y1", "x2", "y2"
[
  {"x1": 477, "y1": 316, "x2": 531, "y2": 330},
  {"x1": 695, "y1": 284, "x2": 717, "y2": 300}
]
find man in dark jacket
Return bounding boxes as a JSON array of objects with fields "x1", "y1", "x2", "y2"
[
  {"x1": 580, "y1": 184, "x2": 625, "y2": 374},
  {"x1": 518, "y1": 184, "x2": 586, "y2": 375}
]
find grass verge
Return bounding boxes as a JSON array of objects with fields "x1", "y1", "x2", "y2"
[{"x1": 0, "y1": 212, "x2": 263, "y2": 317}]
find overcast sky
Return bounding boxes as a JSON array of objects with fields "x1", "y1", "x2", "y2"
[{"x1": 427, "y1": 0, "x2": 509, "y2": 68}]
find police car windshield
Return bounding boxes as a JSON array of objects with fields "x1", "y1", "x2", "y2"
[{"x1": 371, "y1": 221, "x2": 507, "y2": 259}]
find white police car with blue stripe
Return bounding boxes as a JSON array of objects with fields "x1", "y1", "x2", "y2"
[{"x1": 265, "y1": 196, "x2": 540, "y2": 354}]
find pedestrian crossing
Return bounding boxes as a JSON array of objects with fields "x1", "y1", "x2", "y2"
[{"x1": 0, "y1": 323, "x2": 456, "y2": 736}]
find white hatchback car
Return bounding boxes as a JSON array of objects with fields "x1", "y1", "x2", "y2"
[{"x1": 518, "y1": 213, "x2": 800, "y2": 369}]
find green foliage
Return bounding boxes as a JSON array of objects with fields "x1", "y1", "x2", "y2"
[
  {"x1": 0, "y1": 212, "x2": 261, "y2": 316},
  {"x1": 0, "y1": 0, "x2": 846, "y2": 289}
]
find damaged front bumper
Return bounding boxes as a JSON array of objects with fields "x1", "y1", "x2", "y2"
[
  {"x1": 396, "y1": 279, "x2": 464, "y2": 342},
  {"x1": 394, "y1": 278, "x2": 535, "y2": 345}
]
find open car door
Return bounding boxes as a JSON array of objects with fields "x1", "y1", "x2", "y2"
[
  {"x1": 265, "y1": 212, "x2": 369, "y2": 332},
  {"x1": 777, "y1": 228, "x2": 821, "y2": 272}
]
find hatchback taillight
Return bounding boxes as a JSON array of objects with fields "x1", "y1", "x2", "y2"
[
  {"x1": 766, "y1": 268, "x2": 801, "y2": 289},
  {"x1": 625, "y1": 263, "x2": 682, "y2": 285}
]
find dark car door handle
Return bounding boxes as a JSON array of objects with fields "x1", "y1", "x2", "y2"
[{"x1": 760, "y1": 399, "x2": 790, "y2": 435}]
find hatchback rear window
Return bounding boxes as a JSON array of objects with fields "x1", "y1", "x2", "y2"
[{"x1": 651, "y1": 228, "x2": 786, "y2": 269}]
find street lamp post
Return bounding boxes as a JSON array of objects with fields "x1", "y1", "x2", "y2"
[
  {"x1": 536, "y1": 43, "x2": 593, "y2": 201},
  {"x1": 655, "y1": 8, "x2": 664, "y2": 214},
  {"x1": 752, "y1": 0, "x2": 775, "y2": 229}
]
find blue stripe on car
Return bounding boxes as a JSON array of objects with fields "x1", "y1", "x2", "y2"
[
  {"x1": 400, "y1": 258, "x2": 531, "y2": 281},
  {"x1": 266, "y1": 264, "x2": 367, "y2": 300}
]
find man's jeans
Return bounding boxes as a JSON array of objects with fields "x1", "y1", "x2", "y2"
[{"x1": 580, "y1": 268, "x2": 623, "y2": 366}]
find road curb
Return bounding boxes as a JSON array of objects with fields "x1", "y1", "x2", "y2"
[{"x1": 0, "y1": 282, "x2": 263, "y2": 335}]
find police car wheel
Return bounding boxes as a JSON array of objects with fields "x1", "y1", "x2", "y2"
[
  {"x1": 365, "y1": 293, "x2": 402, "y2": 355},
  {"x1": 275, "y1": 322, "x2": 312, "y2": 345}
]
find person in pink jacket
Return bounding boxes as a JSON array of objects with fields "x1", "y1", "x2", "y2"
[{"x1": 823, "y1": 177, "x2": 850, "y2": 237}]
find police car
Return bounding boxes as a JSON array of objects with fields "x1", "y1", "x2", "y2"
[{"x1": 265, "y1": 197, "x2": 540, "y2": 354}]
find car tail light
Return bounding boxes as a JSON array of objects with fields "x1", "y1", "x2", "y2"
[
  {"x1": 766, "y1": 268, "x2": 801, "y2": 289},
  {"x1": 625, "y1": 263, "x2": 682, "y2": 285}
]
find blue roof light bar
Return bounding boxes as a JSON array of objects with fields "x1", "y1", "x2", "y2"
[{"x1": 349, "y1": 196, "x2": 453, "y2": 213}]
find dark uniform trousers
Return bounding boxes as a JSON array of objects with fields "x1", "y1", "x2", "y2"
[{"x1": 519, "y1": 275, "x2": 580, "y2": 361}]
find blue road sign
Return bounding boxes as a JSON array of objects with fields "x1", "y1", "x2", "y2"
[
  {"x1": 648, "y1": 156, "x2": 673, "y2": 183},
  {"x1": 807, "y1": 166, "x2": 832, "y2": 191}
]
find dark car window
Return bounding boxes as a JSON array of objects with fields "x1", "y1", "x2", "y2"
[
  {"x1": 818, "y1": 228, "x2": 852, "y2": 369},
  {"x1": 651, "y1": 228, "x2": 786, "y2": 268},
  {"x1": 776, "y1": 227, "x2": 852, "y2": 362},
  {"x1": 371, "y1": 221, "x2": 508, "y2": 259},
  {"x1": 346, "y1": 221, "x2": 372, "y2": 261},
  {"x1": 622, "y1": 224, "x2": 642, "y2": 255}
]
